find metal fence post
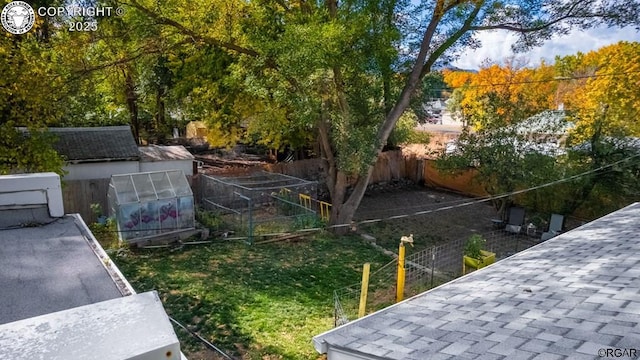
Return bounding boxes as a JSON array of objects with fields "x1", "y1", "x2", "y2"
[{"x1": 430, "y1": 246, "x2": 436, "y2": 288}]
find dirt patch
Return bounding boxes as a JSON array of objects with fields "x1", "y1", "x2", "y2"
[{"x1": 356, "y1": 185, "x2": 499, "y2": 249}]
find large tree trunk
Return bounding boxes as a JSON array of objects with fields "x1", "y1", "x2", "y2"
[
  {"x1": 320, "y1": 0, "x2": 484, "y2": 231},
  {"x1": 155, "y1": 86, "x2": 166, "y2": 141},
  {"x1": 124, "y1": 70, "x2": 140, "y2": 144},
  {"x1": 321, "y1": 2, "x2": 447, "y2": 230}
]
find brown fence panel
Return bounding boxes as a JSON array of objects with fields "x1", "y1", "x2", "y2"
[
  {"x1": 265, "y1": 150, "x2": 425, "y2": 186},
  {"x1": 265, "y1": 158, "x2": 324, "y2": 180},
  {"x1": 423, "y1": 160, "x2": 488, "y2": 197},
  {"x1": 403, "y1": 154, "x2": 425, "y2": 183},
  {"x1": 62, "y1": 179, "x2": 111, "y2": 223}
]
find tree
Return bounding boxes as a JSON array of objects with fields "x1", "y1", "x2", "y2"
[
  {"x1": 5, "y1": 0, "x2": 639, "y2": 221},
  {"x1": 435, "y1": 104, "x2": 563, "y2": 218},
  {"x1": 0, "y1": 1, "x2": 96, "y2": 174},
  {"x1": 558, "y1": 41, "x2": 640, "y2": 143},
  {"x1": 443, "y1": 59, "x2": 557, "y2": 129},
  {"x1": 119, "y1": 0, "x2": 640, "y2": 228},
  {"x1": 437, "y1": 42, "x2": 640, "y2": 219}
]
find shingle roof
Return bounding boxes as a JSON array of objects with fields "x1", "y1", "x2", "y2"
[
  {"x1": 313, "y1": 202, "x2": 640, "y2": 359},
  {"x1": 139, "y1": 145, "x2": 195, "y2": 162},
  {"x1": 515, "y1": 110, "x2": 573, "y2": 135},
  {"x1": 49, "y1": 126, "x2": 139, "y2": 162}
]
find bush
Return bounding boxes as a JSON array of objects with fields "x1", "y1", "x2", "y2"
[
  {"x1": 464, "y1": 234, "x2": 486, "y2": 260},
  {"x1": 388, "y1": 110, "x2": 430, "y2": 147}
]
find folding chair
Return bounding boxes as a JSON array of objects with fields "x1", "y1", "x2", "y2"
[
  {"x1": 541, "y1": 214, "x2": 564, "y2": 241},
  {"x1": 504, "y1": 206, "x2": 525, "y2": 234}
]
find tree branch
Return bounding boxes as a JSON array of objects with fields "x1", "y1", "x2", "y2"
[
  {"x1": 376, "y1": 0, "x2": 448, "y2": 141},
  {"x1": 470, "y1": 0, "x2": 586, "y2": 34},
  {"x1": 421, "y1": 1, "x2": 483, "y2": 78},
  {"x1": 124, "y1": 0, "x2": 260, "y2": 57}
]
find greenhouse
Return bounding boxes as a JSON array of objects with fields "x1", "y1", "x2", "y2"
[{"x1": 108, "y1": 170, "x2": 195, "y2": 243}]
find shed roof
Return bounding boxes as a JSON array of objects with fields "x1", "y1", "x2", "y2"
[
  {"x1": 314, "y1": 202, "x2": 640, "y2": 359},
  {"x1": 49, "y1": 126, "x2": 139, "y2": 163},
  {"x1": 0, "y1": 215, "x2": 132, "y2": 325},
  {"x1": 139, "y1": 145, "x2": 195, "y2": 162}
]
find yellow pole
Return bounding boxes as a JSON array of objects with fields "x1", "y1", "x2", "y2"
[
  {"x1": 396, "y1": 242, "x2": 406, "y2": 303},
  {"x1": 358, "y1": 263, "x2": 371, "y2": 318}
]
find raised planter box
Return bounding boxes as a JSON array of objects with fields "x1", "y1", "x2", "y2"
[{"x1": 463, "y1": 250, "x2": 496, "y2": 274}]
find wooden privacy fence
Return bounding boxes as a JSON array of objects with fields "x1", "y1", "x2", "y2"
[
  {"x1": 423, "y1": 160, "x2": 488, "y2": 197},
  {"x1": 62, "y1": 179, "x2": 110, "y2": 224},
  {"x1": 62, "y1": 175, "x2": 193, "y2": 225},
  {"x1": 265, "y1": 150, "x2": 426, "y2": 187},
  {"x1": 266, "y1": 151, "x2": 485, "y2": 198},
  {"x1": 367, "y1": 150, "x2": 425, "y2": 185},
  {"x1": 63, "y1": 151, "x2": 484, "y2": 225}
]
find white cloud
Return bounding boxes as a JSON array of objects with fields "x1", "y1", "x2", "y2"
[{"x1": 452, "y1": 26, "x2": 640, "y2": 70}]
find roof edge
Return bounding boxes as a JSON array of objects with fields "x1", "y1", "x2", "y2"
[
  {"x1": 70, "y1": 214, "x2": 136, "y2": 296},
  {"x1": 312, "y1": 206, "x2": 613, "y2": 350},
  {"x1": 66, "y1": 157, "x2": 140, "y2": 164},
  {"x1": 47, "y1": 126, "x2": 132, "y2": 132}
]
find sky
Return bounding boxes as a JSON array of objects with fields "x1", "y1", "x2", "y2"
[{"x1": 452, "y1": 26, "x2": 640, "y2": 70}]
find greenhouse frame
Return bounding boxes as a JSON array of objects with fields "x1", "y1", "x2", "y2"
[{"x1": 108, "y1": 170, "x2": 195, "y2": 243}]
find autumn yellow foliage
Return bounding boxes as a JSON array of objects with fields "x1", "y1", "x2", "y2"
[
  {"x1": 443, "y1": 59, "x2": 557, "y2": 129},
  {"x1": 443, "y1": 42, "x2": 640, "y2": 140},
  {"x1": 561, "y1": 42, "x2": 640, "y2": 143}
]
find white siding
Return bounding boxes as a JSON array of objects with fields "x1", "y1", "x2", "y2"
[
  {"x1": 63, "y1": 162, "x2": 140, "y2": 180},
  {"x1": 139, "y1": 160, "x2": 193, "y2": 176}
]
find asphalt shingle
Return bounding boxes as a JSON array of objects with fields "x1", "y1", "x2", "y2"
[
  {"x1": 313, "y1": 203, "x2": 640, "y2": 359},
  {"x1": 49, "y1": 126, "x2": 139, "y2": 162}
]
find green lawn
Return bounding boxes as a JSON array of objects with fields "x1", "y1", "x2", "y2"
[{"x1": 113, "y1": 234, "x2": 392, "y2": 359}]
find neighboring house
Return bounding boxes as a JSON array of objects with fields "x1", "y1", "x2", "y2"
[
  {"x1": 0, "y1": 173, "x2": 183, "y2": 359},
  {"x1": 513, "y1": 110, "x2": 573, "y2": 140},
  {"x1": 45, "y1": 126, "x2": 195, "y2": 222},
  {"x1": 313, "y1": 202, "x2": 640, "y2": 359},
  {"x1": 573, "y1": 136, "x2": 640, "y2": 154},
  {"x1": 50, "y1": 126, "x2": 196, "y2": 180},
  {"x1": 444, "y1": 110, "x2": 572, "y2": 157}
]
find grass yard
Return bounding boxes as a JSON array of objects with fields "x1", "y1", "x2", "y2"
[{"x1": 112, "y1": 233, "x2": 392, "y2": 359}]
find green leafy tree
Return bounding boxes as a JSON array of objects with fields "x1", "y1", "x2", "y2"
[
  {"x1": 120, "y1": 0, "x2": 640, "y2": 227},
  {"x1": 437, "y1": 79, "x2": 640, "y2": 220},
  {"x1": 436, "y1": 123, "x2": 561, "y2": 218},
  {"x1": 0, "y1": 1, "x2": 94, "y2": 174},
  {"x1": 5, "y1": 0, "x2": 639, "y2": 223}
]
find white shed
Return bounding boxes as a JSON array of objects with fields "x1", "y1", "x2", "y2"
[
  {"x1": 50, "y1": 126, "x2": 140, "y2": 181},
  {"x1": 138, "y1": 145, "x2": 195, "y2": 176}
]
